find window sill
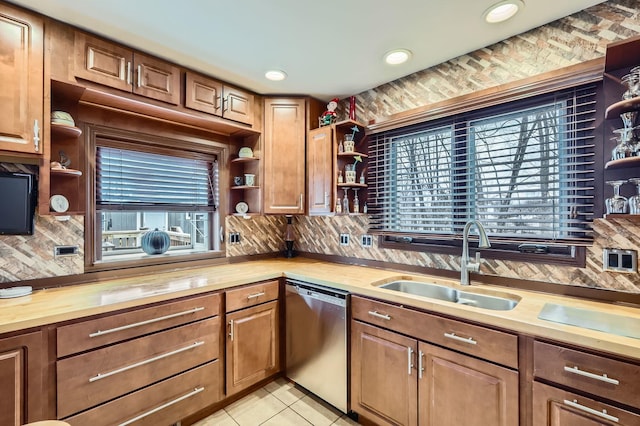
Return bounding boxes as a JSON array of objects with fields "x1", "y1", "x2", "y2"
[{"x1": 379, "y1": 237, "x2": 586, "y2": 268}]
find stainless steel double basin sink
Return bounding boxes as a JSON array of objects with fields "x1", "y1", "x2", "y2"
[{"x1": 378, "y1": 280, "x2": 519, "y2": 311}]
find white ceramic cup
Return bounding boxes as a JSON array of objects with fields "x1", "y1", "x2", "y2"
[{"x1": 244, "y1": 174, "x2": 255, "y2": 186}]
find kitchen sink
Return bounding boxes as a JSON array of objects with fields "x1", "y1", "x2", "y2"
[{"x1": 378, "y1": 280, "x2": 519, "y2": 311}]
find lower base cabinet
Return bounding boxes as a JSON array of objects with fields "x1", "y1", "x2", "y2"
[
  {"x1": 351, "y1": 319, "x2": 519, "y2": 426},
  {"x1": 64, "y1": 360, "x2": 221, "y2": 426},
  {"x1": 532, "y1": 381, "x2": 640, "y2": 425},
  {"x1": 0, "y1": 331, "x2": 44, "y2": 425},
  {"x1": 226, "y1": 299, "x2": 280, "y2": 395}
]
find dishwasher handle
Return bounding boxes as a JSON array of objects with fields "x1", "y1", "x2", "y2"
[{"x1": 286, "y1": 281, "x2": 347, "y2": 307}]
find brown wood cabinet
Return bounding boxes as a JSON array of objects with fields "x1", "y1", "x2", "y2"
[
  {"x1": 56, "y1": 293, "x2": 223, "y2": 424},
  {"x1": 74, "y1": 32, "x2": 181, "y2": 105},
  {"x1": 263, "y1": 97, "x2": 307, "y2": 214},
  {"x1": 532, "y1": 340, "x2": 640, "y2": 425},
  {"x1": 307, "y1": 126, "x2": 334, "y2": 214},
  {"x1": 0, "y1": 330, "x2": 45, "y2": 425},
  {"x1": 532, "y1": 381, "x2": 640, "y2": 426},
  {"x1": 225, "y1": 281, "x2": 280, "y2": 396},
  {"x1": 351, "y1": 320, "x2": 418, "y2": 426},
  {"x1": 351, "y1": 296, "x2": 519, "y2": 426},
  {"x1": 0, "y1": 2, "x2": 44, "y2": 155},
  {"x1": 185, "y1": 71, "x2": 255, "y2": 126}
]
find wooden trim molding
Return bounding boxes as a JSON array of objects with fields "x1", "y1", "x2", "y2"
[{"x1": 366, "y1": 58, "x2": 605, "y2": 134}]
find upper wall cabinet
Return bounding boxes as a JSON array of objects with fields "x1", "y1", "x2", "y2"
[
  {"x1": 185, "y1": 71, "x2": 254, "y2": 126},
  {"x1": 263, "y1": 98, "x2": 307, "y2": 214},
  {"x1": 0, "y1": 3, "x2": 44, "y2": 155},
  {"x1": 74, "y1": 32, "x2": 181, "y2": 105}
]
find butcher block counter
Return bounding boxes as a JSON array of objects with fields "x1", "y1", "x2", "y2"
[{"x1": 1, "y1": 257, "x2": 639, "y2": 360}]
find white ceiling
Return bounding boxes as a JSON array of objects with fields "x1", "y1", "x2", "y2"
[{"x1": 10, "y1": 0, "x2": 605, "y2": 101}]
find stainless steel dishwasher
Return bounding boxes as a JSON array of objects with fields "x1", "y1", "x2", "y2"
[{"x1": 285, "y1": 279, "x2": 349, "y2": 413}]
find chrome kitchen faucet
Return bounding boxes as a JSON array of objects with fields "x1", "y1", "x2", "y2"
[{"x1": 460, "y1": 220, "x2": 491, "y2": 285}]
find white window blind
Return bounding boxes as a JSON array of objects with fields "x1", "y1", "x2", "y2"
[
  {"x1": 97, "y1": 147, "x2": 218, "y2": 210},
  {"x1": 368, "y1": 84, "x2": 596, "y2": 245}
]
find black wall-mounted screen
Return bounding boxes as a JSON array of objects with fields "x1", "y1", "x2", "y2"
[{"x1": 0, "y1": 171, "x2": 36, "y2": 235}]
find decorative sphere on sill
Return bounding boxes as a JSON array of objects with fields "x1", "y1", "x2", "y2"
[{"x1": 141, "y1": 228, "x2": 170, "y2": 255}]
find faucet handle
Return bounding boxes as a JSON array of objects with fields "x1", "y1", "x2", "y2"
[{"x1": 475, "y1": 251, "x2": 483, "y2": 264}]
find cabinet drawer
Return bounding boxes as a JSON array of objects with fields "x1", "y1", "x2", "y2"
[
  {"x1": 57, "y1": 292, "x2": 221, "y2": 357},
  {"x1": 226, "y1": 280, "x2": 279, "y2": 313},
  {"x1": 57, "y1": 316, "x2": 220, "y2": 418},
  {"x1": 64, "y1": 360, "x2": 222, "y2": 426},
  {"x1": 533, "y1": 381, "x2": 640, "y2": 425},
  {"x1": 533, "y1": 341, "x2": 640, "y2": 408},
  {"x1": 352, "y1": 295, "x2": 518, "y2": 369}
]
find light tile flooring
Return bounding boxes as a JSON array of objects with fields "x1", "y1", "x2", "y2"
[{"x1": 193, "y1": 377, "x2": 360, "y2": 426}]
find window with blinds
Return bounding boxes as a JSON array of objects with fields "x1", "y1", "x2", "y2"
[
  {"x1": 368, "y1": 84, "x2": 596, "y2": 251},
  {"x1": 97, "y1": 147, "x2": 218, "y2": 210},
  {"x1": 94, "y1": 144, "x2": 220, "y2": 261}
]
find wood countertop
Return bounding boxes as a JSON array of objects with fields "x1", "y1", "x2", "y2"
[{"x1": 1, "y1": 257, "x2": 639, "y2": 360}]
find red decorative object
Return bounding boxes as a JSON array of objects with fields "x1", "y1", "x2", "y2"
[{"x1": 349, "y1": 96, "x2": 356, "y2": 121}]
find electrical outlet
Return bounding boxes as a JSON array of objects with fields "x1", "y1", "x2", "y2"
[
  {"x1": 229, "y1": 232, "x2": 241, "y2": 244},
  {"x1": 361, "y1": 234, "x2": 373, "y2": 248},
  {"x1": 339, "y1": 233, "x2": 350, "y2": 246},
  {"x1": 602, "y1": 248, "x2": 637, "y2": 273},
  {"x1": 54, "y1": 245, "x2": 79, "y2": 257}
]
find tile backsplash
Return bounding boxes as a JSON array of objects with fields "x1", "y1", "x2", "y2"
[{"x1": 226, "y1": 214, "x2": 640, "y2": 293}]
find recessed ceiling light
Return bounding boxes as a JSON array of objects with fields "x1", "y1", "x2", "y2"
[
  {"x1": 384, "y1": 49, "x2": 412, "y2": 65},
  {"x1": 483, "y1": 0, "x2": 524, "y2": 24},
  {"x1": 265, "y1": 70, "x2": 287, "y2": 81}
]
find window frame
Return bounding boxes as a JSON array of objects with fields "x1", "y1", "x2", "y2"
[
  {"x1": 367, "y1": 60, "x2": 604, "y2": 266},
  {"x1": 85, "y1": 124, "x2": 229, "y2": 272}
]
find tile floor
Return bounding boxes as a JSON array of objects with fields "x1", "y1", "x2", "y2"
[{"x1": 193, "y1": 377, "x2": 360, "y2": 426}]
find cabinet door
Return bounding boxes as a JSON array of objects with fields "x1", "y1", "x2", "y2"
[
  {"x1": 226, "y1": 300, "x2": 280, "y2": 395},
  {"x1": 307, "y1": 126, "x2": 333, "y2": 214},
  {"x1": 223, "y1": 85, "x2": 254, "y2": 125},
  {"x1": 0, "y1": 4, "x2": 43, "y2": 154},
  {"x1": 418, "y1": 341, "x2": 519, "y2": 426},
  {"x1": 532, "y1": 381, "x2": 639, "y2": 426},
  {"x1": 263, "y1": 98, "x2": 306, "y2": 214},
  {"x1": 0, "y1": 331, "x2": 44, "y2": 425},
  {"x1": 74, "y1": 32, "x2": 132, "y2": 92},
  {"x1": 133, "y1": 52, "x2": 181, "y2": 105},
  {"x1": 185, "y1": 71, "x2": 223, "y2": 116},
  {"x1": 351, "y1": 320, "x2": 418, "y2": 426}
]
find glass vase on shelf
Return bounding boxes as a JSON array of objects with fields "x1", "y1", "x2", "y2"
[
  {"x1": 345, "y1": 164, "x2": 356, "y2": 183},
  {"x1": 629, "y1": 178, "x2": 640, "y2": 215},
  {"x1": 605, "y1": 180, "x2": 628, "y2": 215},
  {"x1": 621, "y1": 70, "x2": 640, "y2": 100},
  {"x1": 342, "y1": 188, "x2": 349, "y2": 214},
  {"x1": 353, "y1": 188, "x2": 360, "y2": 213},
  {"x1": 610, "y1": 128, "x2": 635, "y2": 160}
]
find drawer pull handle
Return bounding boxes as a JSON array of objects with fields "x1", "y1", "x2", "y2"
[
  {"x1": 89, "y1": 307, "x2": 206, "y2": 337},
  {"x1": 118, "y1": 386, "x2": 205, "y2": 426},
  {"x1": 418, "y1": 350, "x2": 425, "y2": 379},
  {"x1": 368, "y1": 310, "x2": 391, "y2": 321},
  {"x1": 563, "y1": 366, "x2": 620, "y2": 385},
  {"x1": 563, "y1": 399, "x2": 619, "y2": 423},
  {"x1": 89, "y1": 341, "x2": 204, "y2": 383},
  {"x1": 444, "y1": 332, "x2": 477, "y2": 345},
  {"x1": 247, "y1": 291, "x2": 266, "y2": 300}
]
